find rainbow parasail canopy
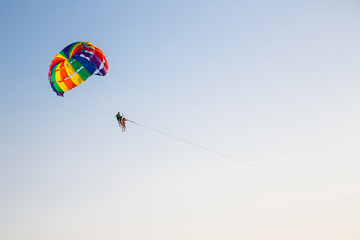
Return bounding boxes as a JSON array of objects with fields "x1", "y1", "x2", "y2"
[{"x1": 48, "y1": 42, "x2": 109, "y2": 96}]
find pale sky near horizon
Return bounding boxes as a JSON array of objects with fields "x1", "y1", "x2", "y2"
[{"x1": 0, "y1": 0, "x2": 360, "y2": 239}]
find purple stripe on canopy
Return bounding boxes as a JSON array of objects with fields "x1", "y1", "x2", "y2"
[
  {"x1": 77, "y1": 52, "x2": 102, "y2": 68},
  {"x1": 98, "y1": 67, "x2": 108, "y2": 76}
]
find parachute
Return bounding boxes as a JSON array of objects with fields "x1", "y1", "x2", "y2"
[{"x1": 48, "y1": 42, "x2": 109, "y2": 96}]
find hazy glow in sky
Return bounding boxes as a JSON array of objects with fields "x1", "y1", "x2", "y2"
[{"x1": 0, "y1": 0, "x2": 359, "y2": 239}]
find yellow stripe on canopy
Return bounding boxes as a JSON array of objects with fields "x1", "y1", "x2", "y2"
[
  {"x1": 53, "y1": 67, "x2": 70, "y2": 92},
  {"x1": 64, "y1": 59, "x2": 84, "y2": 86},
  {"x1": 57, "y1": 81, "x2": 70, "y2": 92},
  {"x1": 53, "y1": 53, "x2": 66, "y2": 60}
]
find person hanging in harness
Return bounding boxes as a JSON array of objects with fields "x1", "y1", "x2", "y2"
[
  {"x1": 116, "y1": 112, "x2": 122, "y2": 126},
  {"x1": 120, "y1": 115, "x2": 127, "y2": 132},
  {"x1": 115, "y1": 112, "x2": 127, "y2": 132}
]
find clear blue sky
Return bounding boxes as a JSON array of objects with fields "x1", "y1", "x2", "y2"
[{"x1": 0, "y1": 0, "x2": 359, "y2": 239}]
